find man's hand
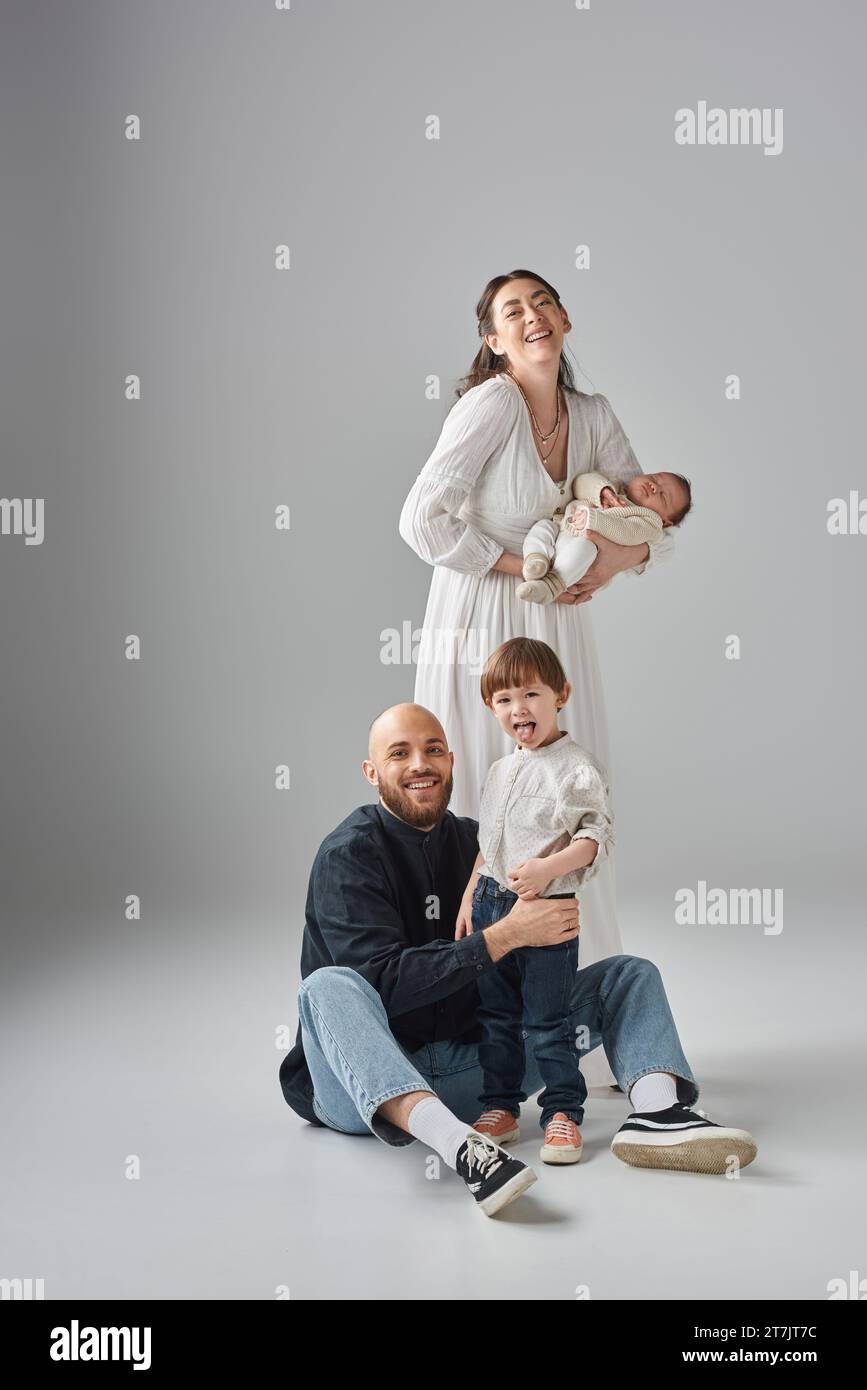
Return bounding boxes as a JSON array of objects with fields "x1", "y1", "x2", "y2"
[
  {"x1": 507, "y1": 857, "x2": 553, "y2": 900},
  {"x1": 454, "y1": 890, "x2": 474, "y2": 939},
  {"x1": 482, "y1": 895, "x2": 580, "y2": 962}
]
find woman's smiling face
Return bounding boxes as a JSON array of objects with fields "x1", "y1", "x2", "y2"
[{"x1": 484, "y1": 278, "x2": 570, "y2": 372}]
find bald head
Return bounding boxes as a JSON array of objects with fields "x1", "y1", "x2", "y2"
[
  {"x1": 363, "y1": 703, "x2": 454, "y2": 828},
  {"x1": 367, "y1": 703, "x2": 448, "y2": 763}
]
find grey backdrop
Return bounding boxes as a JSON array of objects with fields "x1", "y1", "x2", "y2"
[{"x1": 1, "y1": 0, "x2": 864, "y2": 1301}]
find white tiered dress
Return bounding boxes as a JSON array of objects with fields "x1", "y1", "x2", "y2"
[{"x1": 398, "y1": 371, "x2": 673, "y2": 1090}]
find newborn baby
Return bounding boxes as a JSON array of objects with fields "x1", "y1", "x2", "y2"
[{"x1": 517, "y1": 469, "x2": 692, "y2": 604}]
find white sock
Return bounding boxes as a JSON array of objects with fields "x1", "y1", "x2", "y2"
[
  {"x1": 406, "y1": 1095, "x2": 475, "y2": 1170},
  {"x1": 629, "y1": 1072, "x2": 679, "y2": 1114}
]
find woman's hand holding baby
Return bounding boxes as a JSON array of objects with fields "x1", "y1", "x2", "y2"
[{"x1": 570, "y1": 532, "x2": 650, "y2": 603}]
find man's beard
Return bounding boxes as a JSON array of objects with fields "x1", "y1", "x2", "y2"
[{"x1": 380, "y1": 770, "x2": 454, "y2": 827}]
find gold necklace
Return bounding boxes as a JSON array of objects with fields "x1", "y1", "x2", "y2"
[{"x1": 507, "y1": 369, "x2": 562, "y2": 460}]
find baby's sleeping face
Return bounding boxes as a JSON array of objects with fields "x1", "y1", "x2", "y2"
[{"x1": 624, "y1": 472, "x2": 690, "y2": 526}]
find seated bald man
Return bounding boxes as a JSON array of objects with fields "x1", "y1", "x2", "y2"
[{"x1": 278, "y1": 704, "x2": 757, "y2": 1217}]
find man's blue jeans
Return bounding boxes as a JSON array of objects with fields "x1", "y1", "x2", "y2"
[
  {"x1": 473, "y1": 875, "x2": 586, "y2": 1128},
  {"x1": 295, "y1": 954, "x2": 699, "y2": 1148}
]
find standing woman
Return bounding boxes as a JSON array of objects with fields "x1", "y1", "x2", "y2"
[{"x1": 398, "y1": 270, "x2": 672, "y2": 1089}]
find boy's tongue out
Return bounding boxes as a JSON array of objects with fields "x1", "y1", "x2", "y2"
[{"x1": 514, "y1": 719, "x2": 536, "y2": 744}]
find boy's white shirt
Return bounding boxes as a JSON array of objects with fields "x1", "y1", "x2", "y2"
[{"x1": 477, "y1": 731, "x2": 615, "y2": 897}]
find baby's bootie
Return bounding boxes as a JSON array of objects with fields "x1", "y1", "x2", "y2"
[
  {"x1": 522, "y1": 551, "x2": 550, "y2": 580},
  {"x1": 517, "y1": 571, "x2": 566, "y2": 604}
]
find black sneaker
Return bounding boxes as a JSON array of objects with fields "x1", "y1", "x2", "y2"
[
  {"x1": 456, "y1": 1132, "x2": 537, "y2": 1215},
  {"x1": 611, "y1": 1103, "x2": 757, "y2": 1174}
]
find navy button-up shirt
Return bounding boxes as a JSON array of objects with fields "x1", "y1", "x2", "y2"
[{"x1": 279, "y1": 801, "x2": 495, "y2": 1125}]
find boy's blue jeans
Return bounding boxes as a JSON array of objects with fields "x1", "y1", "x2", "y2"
[
  {"x1": 295, "y1": 956, "x2": 698, "y2": 1150},
  {"x1": 472, "y1": 874, "x2": 585, "y2": 1128}
]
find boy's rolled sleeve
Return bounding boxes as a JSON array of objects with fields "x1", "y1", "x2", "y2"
[{"x1": 556, "y1": 765, "x2": 615, "y2": 888}]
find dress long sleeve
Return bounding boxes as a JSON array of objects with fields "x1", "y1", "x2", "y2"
[
  {"x1": 590, "y1": 394, "x2": 674, "y2": 577},
  {"x1": 398, "y1": 378, "x2": 519, "y2": 574}
]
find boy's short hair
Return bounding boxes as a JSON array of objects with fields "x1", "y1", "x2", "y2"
[
  {"x1": 480, "y1": 637, "x2": 568, "y2": 706},
  {"x1": 669, "y1": 473, "x2": 693, "y2": 526}
]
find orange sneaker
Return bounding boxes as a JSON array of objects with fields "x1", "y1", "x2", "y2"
[
  {"x1": 540, "y1": 1113, "x2": 583, "y2": 1164},
  {"x1": 471, "y1": 1108, "x2": 521, "y2": 1145}
]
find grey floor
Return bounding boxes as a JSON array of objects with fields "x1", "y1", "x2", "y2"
[{"x1": 3, "y1": 892, "x2": 864, "y2": 1301}]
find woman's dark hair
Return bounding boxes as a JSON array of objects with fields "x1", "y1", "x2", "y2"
[{"x1": 455, "y1": 268, "x2": 582, "y2": 399}]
